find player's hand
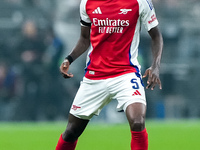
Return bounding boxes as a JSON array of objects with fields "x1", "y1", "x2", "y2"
[
  {"x1": 142, "y1": 67, "x2": 162, "y2": 90},
  {"x1": 60, "y1": 59, "x2": 74, "y2": 79}
]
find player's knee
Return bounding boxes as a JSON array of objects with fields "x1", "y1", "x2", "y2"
[
  {"x1": 62, "y1": 128, "x2": 79, "y2": 142},
  {"x1": 129, "y1": 117, "x2": 145, "y2": 131}
]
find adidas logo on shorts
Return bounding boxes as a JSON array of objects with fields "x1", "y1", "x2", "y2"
[{"x1": 132, "y1": 90, "x2": 141, "y2": 96}]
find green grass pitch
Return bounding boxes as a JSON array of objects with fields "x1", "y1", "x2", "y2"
[{"x1": 0, "y1": 120, "x2": 199, "y2": 150}]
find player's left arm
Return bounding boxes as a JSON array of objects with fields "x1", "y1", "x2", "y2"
[{"x1": 143, "y1": 26, "x2": 163, "y2": 90}]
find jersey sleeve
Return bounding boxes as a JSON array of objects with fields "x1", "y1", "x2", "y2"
[
  {"x1": 80, "y1": 0, "x2": 91, "y2": 27},
  {"x1": 140, "y1": 0, "x2": 159, "y2": 31}
]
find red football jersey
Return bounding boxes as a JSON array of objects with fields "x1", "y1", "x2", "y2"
[{"x1": 80, "y1": 0, "x2": 158, "y2": 80}]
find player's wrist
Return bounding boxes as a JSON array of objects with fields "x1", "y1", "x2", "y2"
[{"x1": 64, "y1": 55, "x2": 74, "y2": 65}]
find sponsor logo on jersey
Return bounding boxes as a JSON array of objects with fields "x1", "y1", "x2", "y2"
[
  {"x1": 93, "y1": 18, "x2": 129, "y2": 26},
  {"x1": 92, "y1": 7, "x2": 102, "y2": 14},
  {"x1": 72, "y1": 105, "x2": 81, "y2": 111},
  {"x1": 93, "y1": 18, "x2": 129, "y2": 34},
  {"x1": 132, "y1": 90, "x2": 141, "y2": 96},
  {"x1": 98, "y1": 27, "x2": 124, "y2": 33},
  {"x1": 119, "y1": 9, "x2": 132, "y2": 14},
  {"x1": 148, "y1": 14, "x2": 157, "y2": 24}
]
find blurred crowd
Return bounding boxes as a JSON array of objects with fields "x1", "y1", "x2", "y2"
[
  {"x1": 0, "y1": 19, "x2": 67, "y2": 121},
  {"x1": 0, "y1": 0, "x2": 69, "y2": 121}
]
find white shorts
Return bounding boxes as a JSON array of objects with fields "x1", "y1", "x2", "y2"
[{"x1": 70, "y1": 73, "x2": 146, "y2": 120}]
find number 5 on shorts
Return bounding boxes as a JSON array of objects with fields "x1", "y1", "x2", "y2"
[{"x1": 131, "y1": 79, "x2": 139, "y2": 89}]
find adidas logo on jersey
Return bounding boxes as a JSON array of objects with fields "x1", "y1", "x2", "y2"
[{"x1": 92, "y1": 7, "x2": 102, "y2": 14}]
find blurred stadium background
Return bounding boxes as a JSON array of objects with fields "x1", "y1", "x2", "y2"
[{"x1": 0, "y1": 0, "x2": 200, "y2": 149}]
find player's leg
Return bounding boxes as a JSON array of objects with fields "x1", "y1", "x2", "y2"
[
  {"x1": 62, "y1": 114, "x2": 89, "y2": 142},
  {"x1": 126, "y1": 103, "x2": 148, "y2": 150},
  {"x1": 56, "y1": 114, "x2": 89, "y2": 150},
  {"x1": 56, "y1": 77, "x2": 109, "y2": 150},
  {"x1": 126, "y1": 103, "x2": 146, "y2": 131}
]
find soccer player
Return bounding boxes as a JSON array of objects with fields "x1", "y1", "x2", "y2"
[{"x1": 56, "y1": 0, "x2": 163, "y2": 149}]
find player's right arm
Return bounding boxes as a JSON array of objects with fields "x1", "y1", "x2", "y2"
[{"x1": 60, "y1": 26, "x2": 91, "y2": 78}]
